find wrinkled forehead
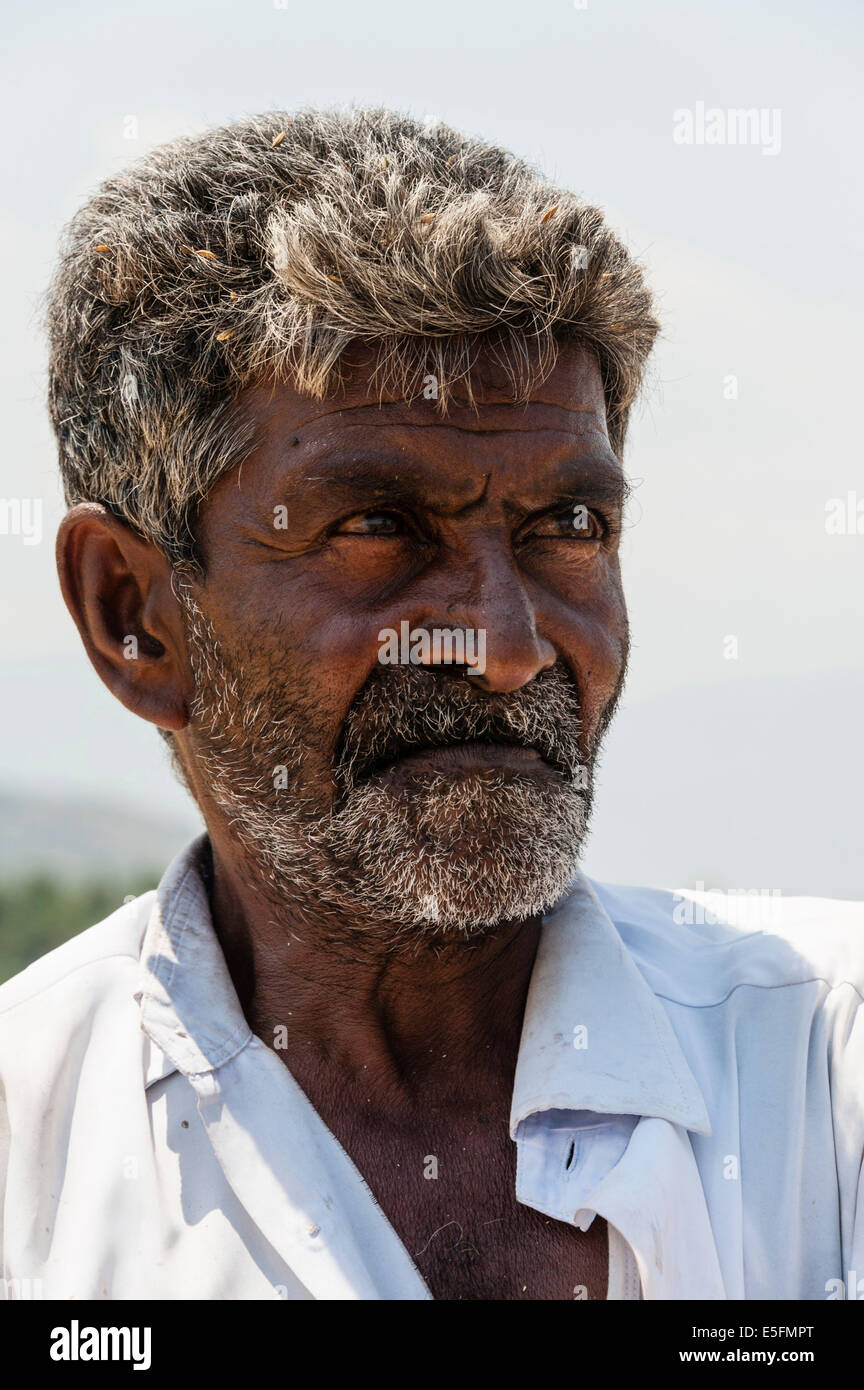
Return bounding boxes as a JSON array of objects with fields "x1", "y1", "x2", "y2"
[{"x1": 234, "y1": 338, "x2": 611, "y2": 448}]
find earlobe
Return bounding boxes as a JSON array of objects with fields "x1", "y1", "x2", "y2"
[{"x1": 56, "y1": 503, "x2": 190, "y2": 731}]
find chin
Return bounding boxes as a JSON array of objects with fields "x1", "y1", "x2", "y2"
[
  {"x1": 323, "y1": 772, "x2": 590, "y2": 933},
  {"x1": 357, "y1": 852, "x2": 580, "y2": 934}
]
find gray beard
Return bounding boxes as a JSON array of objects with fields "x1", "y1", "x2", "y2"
[{"x1": 178, "y1": 587, "x2": 605, "y2": 947}]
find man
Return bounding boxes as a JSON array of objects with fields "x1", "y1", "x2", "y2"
[{"x1": 0, "y1": 107, "x2": 861, "y2": 1302}]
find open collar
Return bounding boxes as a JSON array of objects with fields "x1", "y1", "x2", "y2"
[
  {"x1": 135, "y1": 838, "x2": 720, "y2": 1299},
  {"x1": 137, "y1": 839, "x2": 710, "y2": 1138},
  {"x1": 511, "y1": 870, "x2": 711, "y2": 1137}
]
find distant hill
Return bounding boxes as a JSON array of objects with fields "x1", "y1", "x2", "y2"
[{"x1": 0, "y1": 786, "x2": 201, "y2": 882}]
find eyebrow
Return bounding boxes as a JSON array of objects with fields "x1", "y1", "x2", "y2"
[
  {"x1": 292, "y1": 455, "x2": 630, "y2": 508},
  {"x1": 548, "y1": 477, "x2": 632, "y2": 509},
  {"x1": 299, "y1": 463, "x2": 415, "y2": 496}
]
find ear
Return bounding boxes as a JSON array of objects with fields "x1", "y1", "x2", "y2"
[{"x1": 56, "y1": 503, "x2": 190, "y2": 731}]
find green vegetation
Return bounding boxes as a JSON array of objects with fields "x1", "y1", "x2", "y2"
[{"x1": 0, "y1": 875, "x2": 158, "y2": 984}]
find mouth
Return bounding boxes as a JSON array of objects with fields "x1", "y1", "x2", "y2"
[{"x1": 375, "y1": 739, "x2": 561, "y2": 780}]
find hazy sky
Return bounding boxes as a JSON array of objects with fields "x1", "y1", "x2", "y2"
[{"x1": 1, "y1": 0, "x2": 862, "y2": 892}]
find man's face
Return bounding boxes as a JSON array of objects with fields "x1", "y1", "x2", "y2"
[{"x1": 178, "y1": 341, "x2": 629, "y2": 943}]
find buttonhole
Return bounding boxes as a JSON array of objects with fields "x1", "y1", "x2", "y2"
[{"x1": 565, "y1": 1140, "x2": 576, "y2": 1171}]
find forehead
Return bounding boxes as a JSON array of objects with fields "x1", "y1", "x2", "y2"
[
  {"x1": 200, "y1": 341, "x2": 619, "y2": 531},
  {"x1": 237, "y1": 339, "x2": 609, "y2": 452}
]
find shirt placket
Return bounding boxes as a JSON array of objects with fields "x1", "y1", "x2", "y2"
[{"x1": 187, "y1": 1039, "x2": 433, "y2": 1301}]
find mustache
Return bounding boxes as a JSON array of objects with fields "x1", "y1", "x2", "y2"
[{"x1": 335, "y1": 661, "x2": 586, "y2": 790}]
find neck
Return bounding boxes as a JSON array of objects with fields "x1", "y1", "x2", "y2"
[{"x1": 202, "y1": 828, "x2": 542, "y2": 1110}]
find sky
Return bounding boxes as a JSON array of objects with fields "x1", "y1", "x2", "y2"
[{"x1": 1, "y1": 0, "x2": 862, "y2": 895}]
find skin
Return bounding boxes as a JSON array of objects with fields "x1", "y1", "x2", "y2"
[{"x1": 57, "y1": 340, "x2": 630, "y2": 1300}]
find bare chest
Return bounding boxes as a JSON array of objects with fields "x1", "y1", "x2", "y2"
[{"x1": 339, "y1": 1114, "x2": 608, "y2": 1301}]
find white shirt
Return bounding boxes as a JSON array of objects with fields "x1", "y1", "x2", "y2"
[{"x1": 1, "y1": 834, "x2": 862, "y2": 1301}]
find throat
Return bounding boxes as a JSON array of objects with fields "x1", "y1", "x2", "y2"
[{"x1": 245, "y1": 918, "x2": 542, "y2": 1106}]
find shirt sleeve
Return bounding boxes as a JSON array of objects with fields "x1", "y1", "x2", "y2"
[
  {"x1": 0, "y1": 1072, "x2": 8, "y2": 1297},
  {"x1": 830, "y1": 983, "x2": 864, "y2": 1291}
]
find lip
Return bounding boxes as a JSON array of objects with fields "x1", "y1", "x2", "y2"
[{"x1": 380, "y1": 740, "x2": 557, "y2": 777}]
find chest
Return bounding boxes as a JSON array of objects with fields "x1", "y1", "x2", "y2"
[{"x1": 338, "y1": 1112, "x2": 608, "y2": 1301}]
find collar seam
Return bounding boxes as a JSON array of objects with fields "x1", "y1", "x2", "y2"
[{"x1": 138, "y1": 994, "x2": 254, "y2": 1075}]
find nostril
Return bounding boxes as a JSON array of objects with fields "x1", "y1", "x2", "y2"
[{"x1": 565, "y1": 1140, "x2": 576, "y2": 1171}]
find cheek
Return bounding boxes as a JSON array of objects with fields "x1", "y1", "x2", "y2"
[
  {"x1": 551, "y1": 580, "x2": 628, "y2": 730},
  {"x1": 290, "y1": 609, "x2": 388, "y2": 716},
  {"x1": 215, "y1": 587, "x2": 387, "y2": 754}
]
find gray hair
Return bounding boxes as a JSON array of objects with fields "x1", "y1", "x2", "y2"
[{"x1": 47, "y1": 105, "x2": 659, "y2": 569}]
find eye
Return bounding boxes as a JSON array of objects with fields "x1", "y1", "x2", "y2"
[
  {"x1": 521, "y1": 505, "x2": 605, "y2": 541},
  {"x1": 335, "y1": 509, "x2": 404, "y2": 536}
]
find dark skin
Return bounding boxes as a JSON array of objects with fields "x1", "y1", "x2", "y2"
[{"x1": 57, "y1": 341, "x2": 629, "y2": 1300}]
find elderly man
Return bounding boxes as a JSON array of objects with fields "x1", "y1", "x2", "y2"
[{"x1": 0, "y1": 108, "x2": 861, "y2": 1303}]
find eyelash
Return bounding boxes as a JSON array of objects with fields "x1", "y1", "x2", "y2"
[
  {"x1": 520, "y1": 506, "x2": 610, "y2": 543},
  {"x1": 331, "y1": 509, "x2": 408, "y2": 539}
]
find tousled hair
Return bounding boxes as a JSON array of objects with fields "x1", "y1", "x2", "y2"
[{"x1": 47, "y1": 105, "x2": 659, "y2": 569}]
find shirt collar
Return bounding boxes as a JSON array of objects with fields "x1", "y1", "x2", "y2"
[
  {"x1": 135, "y1": 834, "x2": 252, "y2": 1081},
  {"x1": 137, "y1": 837, "x2": 710, "y2": 1136},
  {"x1": 510, "y1": 870, "x2": 712, "y2": 1137}
]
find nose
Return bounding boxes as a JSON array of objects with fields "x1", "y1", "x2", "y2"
[{"x1": 413, "y1": 537, "x2": 557, "y2": 694}]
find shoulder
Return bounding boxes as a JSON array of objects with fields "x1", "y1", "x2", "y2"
[
  {"x1": 0, "y1": 891, "x2": 155, "y2": 1034},
  {"x1": 586, "y1": 878, "x2": 864, "y2": 1005}
]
